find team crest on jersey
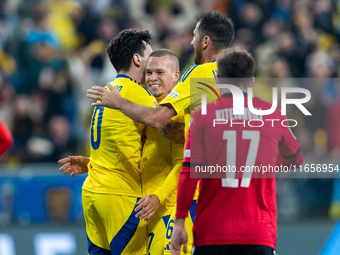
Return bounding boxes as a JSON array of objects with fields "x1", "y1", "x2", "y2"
[
  {"x1": 153, "y1": 100, "x2": 158, "y2": 106},
  {"x1": 168, "y1": 91, "x2": 179, "y2": 99}
]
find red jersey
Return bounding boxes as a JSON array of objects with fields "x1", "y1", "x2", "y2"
[
  {"x1": 176, "y1": 93, "x2": 303, "y2": 249},
  {"x1": 0, "y1": 121, "x2": 13, "y2": 158}
]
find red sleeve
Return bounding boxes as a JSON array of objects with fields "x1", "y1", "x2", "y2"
[
  {"x1": 0, "y1": 121, "x2": 13, "y2": 157},
  {"x1": 176, "y1": 128, "x2": 199, "y2": 218},
  {"x1": 176, "y1": 107, "x2": 204, "y2": 218}
]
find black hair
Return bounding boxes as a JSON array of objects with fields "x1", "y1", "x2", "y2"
[
  {"x1": 217, "y1": 48, "x2": 255, "y2": 86},
  {"x1": 107, "y1": 29, "x2": 152, "y2": 72},
  {"x1": 196, "y1": 12, "x2": 234, "y2": 50}
]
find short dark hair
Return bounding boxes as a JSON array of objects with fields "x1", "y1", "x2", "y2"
[
  {"x1": 196, "y1": 12, "x2": 234, "y2": 50},
  {"x1": 150, "y1": 48, "x2": 176, "y2": 58},
  {"x1": 149, "y1": 49, "x2": 179, "y2": 71},
  {"x1": 107, "y1": 29, "x2": 152, "y2": 72},
  {"x1": 217, "y1": 48, "x2": 255, "y2": 86}
]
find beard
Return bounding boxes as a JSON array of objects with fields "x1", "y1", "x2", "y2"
[
  {"x1": 153, "y1": 92, "x2": 163, "y2": 98},
  {"x1": 194, "y1": 45, "x2": 203, "y2": 65}
]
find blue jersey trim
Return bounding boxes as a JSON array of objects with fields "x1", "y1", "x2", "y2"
[
  {"x1": 181, "y1": 65, "x2": 197, "y2": 82},
  {"x1": 180, "y1": 66, "x2": 192, "y2": 80},
  {"x1": 189, "y1": 200, "x2": 197, "y2": 222},
  {"x1": 116, "y1": 74, "x2": 141, "y2": 85},
  {"x1": 140, "y1": 85, "x2": 153, "y2": 96},
  {"x1": 110, "y1": 197, "x2": 141, "y2": 254},
  {"x1": 212, "y1": 70, "x2": 217, "y2": 80},
  {"x1": 116, "y1": 74, "x2": 133, "y2": 80},
  {"x1": 116, "y1": 74, "x2": 153, "y2": 96},
  {"x1": 162, "y1": 215, "x2": 171, "y2": 227},
  {"x1": 87, "y1": 235, "x2": 111, "y2": 255}
]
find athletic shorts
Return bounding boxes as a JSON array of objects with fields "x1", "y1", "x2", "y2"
[
  {"x1": 193, "y1": 245, "x2": 276, "y2": 255},
  {"x1": 146, "y1": 202, "x2": 174, "y2": 255},
  {"x1": 82, "y1": 189, "x2": 147, "y2": 255},
  {"x1": 164, "y1": 200, "x2": 196, "y2": 255}
]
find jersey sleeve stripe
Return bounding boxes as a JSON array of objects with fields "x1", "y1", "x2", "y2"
[
  {"x1": 183, "y1": 162, "x2": 202, "y2": 167},
  {"x1": 212, "y1": 70, "x2": 217, "y2": 80},
  {"x1": 282, "y1": 148, "x2": 301, "y2": 159},
  {"x1": 181, "y1": 65, "x2": 197, "y2": 82},
  {"x1": 180, "y1": 67, "x2": 190, "y2": 80},
  {"x1": 181, "y1": 65, "x2": 195, "y2": 80},
  {"x1": 139, "y1": 85, "x2": 153, "y2": 96}
]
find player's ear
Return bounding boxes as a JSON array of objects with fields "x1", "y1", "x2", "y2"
[
  {"x1": 174, "y1": 71, "x2": 180, "y2": 83},
  {"x1": 216, "y1": 74, "x2": 221, "y2": 84},
  {"x1": 132, "y1": 53, "x2": 141, "y2": 67},
  {"x1": 202, "y1": 36, "x2": 210, "y2": 50}
]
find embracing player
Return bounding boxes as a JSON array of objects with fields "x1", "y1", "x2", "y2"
[
  {"x1": 59, "y1": 49, "x2": 185, "y2": 254},
  {"x1": 61, "y1": 29, "x2": 156, "y2": 254},
  {"x1": 87, "y1": 12, "x2": 234, "y2": 132},
  {"x1": 134, "y1": 49, "x2": 185, "y2": 254}
]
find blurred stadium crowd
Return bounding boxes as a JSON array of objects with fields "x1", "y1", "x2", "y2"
[
  {"x1": 0, "y1": 0, "x2": 339, "y2": 164},
  {"x1": 0, "y1": 0, "x2": 340, "y2": 223},
  {"x1": 0, "y1": 0, "x2": 337, "y2": 165},
  {"x1": 0, "y1": 0, "x2": 339, "y2": 219}
]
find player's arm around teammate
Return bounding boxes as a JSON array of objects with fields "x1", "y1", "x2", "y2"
[
  {"x1": 134, "y1": 49, "x2": 183, "y2": 222},
  {"x1": 60, "y1": 29, "x2": 158, "y2": 255},
  {"x1": 135, "y1": 49, "x2": 184, "y2": 255},
  {"x1": 86, "y1": 12, "x2": 235, "y2": 131},
  {"x1": 170, "y1": 130, "x2": 198, "y2": 255}
]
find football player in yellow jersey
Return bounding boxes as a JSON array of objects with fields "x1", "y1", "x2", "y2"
[
  {"x1": 130, "y1": 49, "x2": 183, "y2": 255},
  {"x1": 87, "y1": 12, "x2": 235, "y2": 255},
  {"x1": 60, "y1": 29, "x2": 158, "y2": 255},
  {"x1": 59, "y1": 49, "x2": 185, "y2": 254}
]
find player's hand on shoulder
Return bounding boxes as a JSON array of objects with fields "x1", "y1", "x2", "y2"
[
  {"x1": 170, "y1": 218, "x2": 188, "y2": 255},
  {"x1": 87, "y1": 83, "x2": 122, "y2": 108},
  {"x1": 134, "y1": 194, "x2": 160, "y2": 220},
  {"x1": 58, "y1": 156, "x2": 89, "y2": 178}
]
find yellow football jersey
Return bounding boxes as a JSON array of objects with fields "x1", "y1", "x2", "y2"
[
  {"x1": 82, "y1": 74, "x2": 157, "y2": 197},
  {"x1": 160, "y1": 61, "x2": 217, "y2": 203},
  {"x1": 160, "y1": 61, "x2": 217, "y2": 138},
  {"x1": 140, "y1": 111, "x2": 185, "y2": 205},
  {"x1": 140, "y1": 108, "x2": 185, "y2": 255}
]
